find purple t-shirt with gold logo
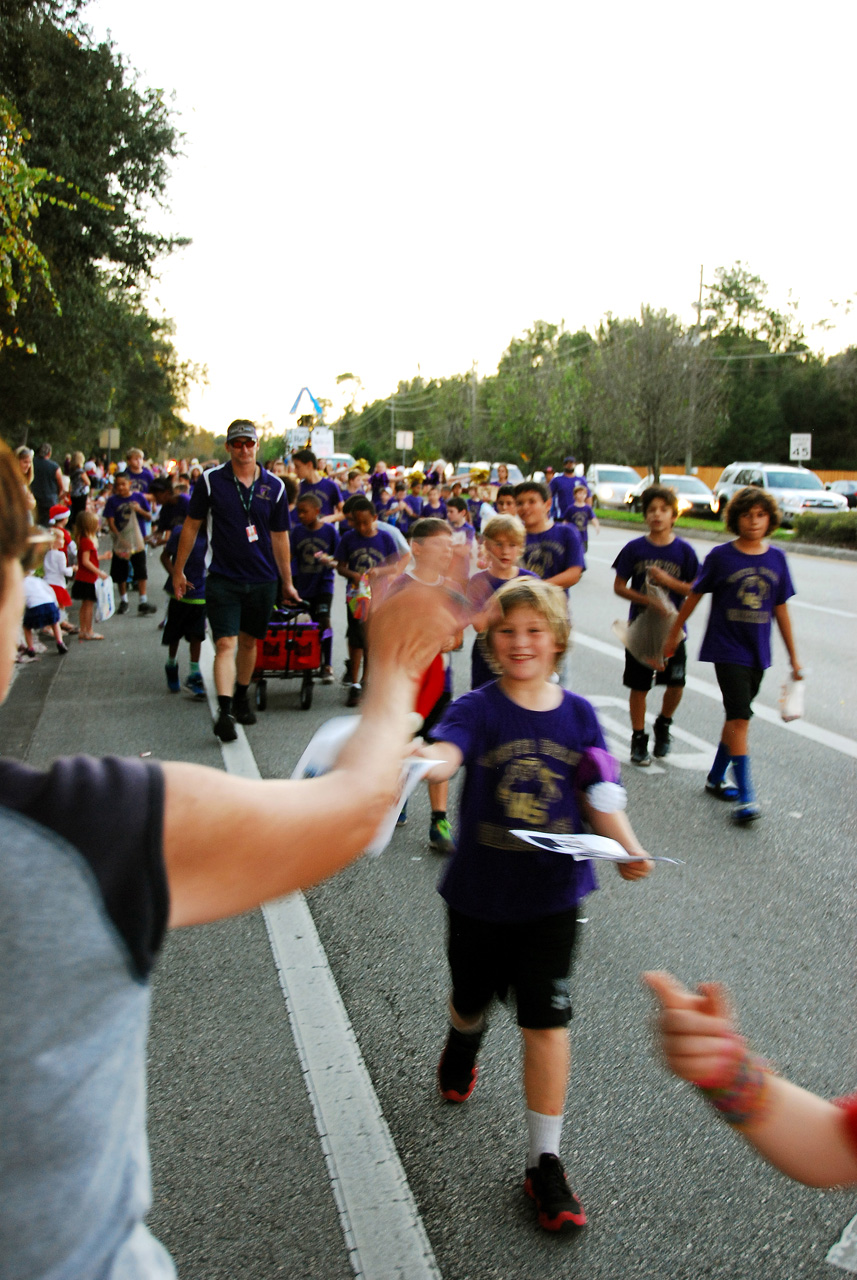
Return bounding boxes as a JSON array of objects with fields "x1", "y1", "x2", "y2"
[
  {"x1": 434, "y1": 682, "x2": 604, "y2": 921},
  {"x1": 521, "y1": 523, "x2": 584, "y2": 587},
  {"x1": 693, "y1": 541, "x2": 794, "y2": 670}
]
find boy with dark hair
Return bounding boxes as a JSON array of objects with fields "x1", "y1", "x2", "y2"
[
  {"x1": 104, "y1": 471, "x2": 157, "y2": 615},
  {"x1": 418, "y1": 578, "x2": 652, "y2": 1233},
  {"x1": 612, "y1": 485, "x2": 699, "y2": 765},
  {"x1": 292, "y1": 449, "x2": 343, "y2": 523},
  {"x1": 160, "y1": 519, "x2": 208, "y2": 697},
  {"x1": 421, "y1": 483, "x2": 447, "y2": 520},
  {"x1": 381, "y1": 481, "x2": 419, "y2": 537},
  {"x1": 336, "y1": 496, "x2": 403, "y2": 706},
  {"x1": 291, "y1": 492, "x2": 338, "y2": 681},
  {"x1": 664, "y1": 486, "x2": 801, "y2": 822},
  {"x1": 494, "y1": 484, "x2": 517, "y2": 515},
  {"x1": 514, "y1": 481, "x2": 584, "y2": 592},
  {"x1": 446, "y1": 495, "x2": 476, "y2": 581}
]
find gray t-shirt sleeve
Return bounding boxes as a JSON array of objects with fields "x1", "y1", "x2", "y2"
[{"x1": 0, "y1": 755, "x2": 168, "y2": 978}]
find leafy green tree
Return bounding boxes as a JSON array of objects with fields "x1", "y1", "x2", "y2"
[
  {"x1": 589, "y1": 308, "x2": 723, "y2": 479},
  {"x1": 0, "y1": 0, "x2": 194, "y2": 450}
]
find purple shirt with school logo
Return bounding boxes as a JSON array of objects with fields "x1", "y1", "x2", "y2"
[
  {"x1": 188, "y1": 462, "x2": 289, "y2": 583},
  {"x1": 434, "y1": 682, "x2": 603, "y2": 921},
  {"x1": 291, "y1": 522, "x2": 339, "y2": 598},
  {"x1": 466, "y1": 568, "x2": 537, "y2": 689},
  {"x1": 337, "y1": 527, "x2": 398, "y2": 576},
  {"x1": 550, "y1": 473, "x2": 589, "y2": 520},
  {"x1": 612, "y1": 534, "x2": 699, "y2": 623},
  {"x1": 103, "y1": 492, "x2": 151, "y2": 537},
  {"x1": 298, "y1": 477, "x2": 342, "y2": 518},
  {"x1": 521, "y1": 523, "x2": 585, "y2": 587},
  {"x1": 567, "y1": 503, "x2": 596, "y2": 548},
  {"x1": 693, "y1": 541, "x2": 795, "y2": 670},
  {"x1": 421, "y1": 499, "x2": 447, "y2": 521}
]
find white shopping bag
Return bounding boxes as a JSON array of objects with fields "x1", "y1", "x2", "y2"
[
  {"x1": 779, "y1": 678, "x2": 804, "y2": 722},
  {"x1": 95, "y1": 576, "x2": 115, "y2": 622}
]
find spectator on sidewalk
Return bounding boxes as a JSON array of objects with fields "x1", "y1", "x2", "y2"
[{"x1": 32, "y1": 443, "x2": 64, "y2": 526}]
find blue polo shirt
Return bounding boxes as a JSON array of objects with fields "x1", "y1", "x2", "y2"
[{"x1": 188, "y1": 462, "x2": 289, "y2": 583}]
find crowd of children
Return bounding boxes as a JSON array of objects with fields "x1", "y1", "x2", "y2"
[{"x1": 12, "y1": 438, "x2": 823, "y2": 1239}]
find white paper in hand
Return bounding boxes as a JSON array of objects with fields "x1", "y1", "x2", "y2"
[
  {"x1": 291, "y1": 713, "x2": 432, "y2": 857},
  {"x1": 511, "y1": 830, "x2": 683, "y2": 864}
]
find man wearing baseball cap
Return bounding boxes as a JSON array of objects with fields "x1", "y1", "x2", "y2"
[
  {"x1": 549, "y1": 455, "x2": 589, "y2": 524},
  {"x1": 171, "y1": 420, "x2": 299, "y2": 741}
]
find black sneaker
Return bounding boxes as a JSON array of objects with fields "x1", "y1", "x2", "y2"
[
  {"x1": 138, "y1": 601, "x2": 158, "y2": 615},
  {"x1": 213, "y1": 710, "x2": 238, "y2": 742},
  {"x1": 437, "y1": 1025, "x2": 483, "y2": 1102},
  {"x1": 652, "y1": 715, "x2": 672, "y2": 758},
  {"x1": 341, "y1": 663, "x2": 351, "y2": 686},
  {"x1": 524, "y1": 1153, "x2": 586, "y2": 1232},
  {"x1": 233, "y1": 697, "x2": 257, "y2": 726},
  {"x1": 429, "y1": 816, "x2": 455, "y2": 855},
  {"x1": 346, "y1": 683, "x2": 361, "y2": 707},
  {"x1": 117, "y1": 599, "x2": 129, "y2": 615},
  {"x1": 630, "y1": 730, "x2": 651, "y2": 766}
]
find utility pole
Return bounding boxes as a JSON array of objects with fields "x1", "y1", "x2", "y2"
[
  {"x1": 686, "y1": 264, "x2": 704, "y2": 474},
  {"x1": 470, "y1": 361, "x2": 478, "y2": 455},
  {"x1": 391, "y1": 391, "x2": 396, "y2": 450}
]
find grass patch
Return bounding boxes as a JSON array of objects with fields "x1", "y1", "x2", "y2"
[
  {"x1": 596, "y1": 507, "x2": 797, "y2": 541},
  {"x1": 791, "y1": 510, "x2": 857, "y2": 548}
]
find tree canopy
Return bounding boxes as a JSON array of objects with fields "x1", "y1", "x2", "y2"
[{"x1": 0, "y1": 0, "x2": 200, "y2": 451}]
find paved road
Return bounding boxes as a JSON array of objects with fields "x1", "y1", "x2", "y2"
[{"x1": 4, "y1": 531, "x2": 856, "y2": 1279}]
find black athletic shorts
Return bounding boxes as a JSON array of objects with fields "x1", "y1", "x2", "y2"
[
  {"x1": 446, "y1": 905, "x2": 579, "y2": 1029},
  {"x1": 161, "y1": 597, "x2": 206, "y2": 647},
  {"x1": 111, "y1": 549, "x2": 148, "y2": 586},
  {"x1": 305, "y1": 592, "x2": 333, "y2": 630},
  {"x1": 714, "y1": 662, "x2": 764, "y2": 721},
  {"x1": 623, "y1": 640, "x2": 687, "y2": 692},
  {"x1": 346, "y1": 609, "x2": 366, "y2": 649},
  {"x1": 205, "y1": 573, "x2": 278, "y2": 641}
]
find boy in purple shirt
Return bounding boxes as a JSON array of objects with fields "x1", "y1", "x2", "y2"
[
  {"x1": 567, "y1": 483, "x2": 598, "y2": 552},
  {"x1": 160, "y1": 519, "x2": 208, "y2": 698},
  {"x1": 515, "y1": 481, "x2": 585, "y2": 592},
  {"x1": 665, "y1": 487, "x2": 802, "y2": 823},
  {"x1": 293, "y1": 448, "x2": 343, "y2": 524},
  {"x1": 419, "y1": 578, "x2": 652, "y2": 1234},
  {"x1": 336, "y1": 496, "x2": 403, "y2": 705},
  {"x1": 291, "y1": 492, "x2": 339, "y2": 681},
  {"x1": 466, "y1": 513, "x2": 535, "y2": 690},
  {"x1": 421, "y1": 483, "x2": 447, "y2": 520},
  {"x1": 612, "y1": 485, "x2": 699, "y2": 764}
]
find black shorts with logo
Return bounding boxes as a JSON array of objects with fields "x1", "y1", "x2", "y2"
[
  {"x1": 623, "y1": 640, "x2": 687, "y2": 692},
  {"x1": 446, "y1": 905, "x2": 579, "y2": 1029}
]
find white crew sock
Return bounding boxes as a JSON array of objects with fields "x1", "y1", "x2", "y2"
[{"x1": 527, "y1": 1109, "x2": 564, "y2": 1167}]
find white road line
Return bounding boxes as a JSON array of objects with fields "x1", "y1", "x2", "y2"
[
  {"x1": 790, "y1": 599, "x2": 857, "y2": 618},
  {"x1": 573, "y1": 631, "x2": 857, "y2": 761},
  {"x1": 199, "y1": 639, "x2": 441, "y2": 1280}
]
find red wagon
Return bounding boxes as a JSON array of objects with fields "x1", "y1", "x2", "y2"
[{"x1": 252, "y1": 605, "x2": 322, "y2": 711}]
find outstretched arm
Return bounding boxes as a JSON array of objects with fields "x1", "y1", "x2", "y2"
[
  {"x1": 773, "y1": 603, "x2": 801, "y2": 680},
  {"x1": 664, "y1": 590, "x2": 703, "y2": 657},
  {"x1": 644, "y1": 971, "x2": 857, "y2": 1188},
  {"x1": 163, "y1": 581, "x2": 468, "y2": 926}
]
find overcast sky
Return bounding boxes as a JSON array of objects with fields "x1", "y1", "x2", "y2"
[{"x1": 88, "y1": 0, "x2": 857, "y2": 436}]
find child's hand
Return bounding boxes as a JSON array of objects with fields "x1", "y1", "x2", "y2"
[
  {"x1": 99, "y1": 570, "x2": 109, "y2": 580},
  {"x1": 647, "y1": 565, "x2": 672, "y2": 588},
  {"x1": 662, "y1": 623, "x2": 681, "y2": 659},
  {"x1": 617, "y1": 851, "x2": 654, "y2": 881},
  {"x1": 643, "y1": 971, "x2": 743, "y2": 1087}
]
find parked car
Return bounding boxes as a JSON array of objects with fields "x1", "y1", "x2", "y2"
[
  {"x1": 585, "y1": 464, "x2": 642, "y2": 509},
  {"x1": 626, "y1": 473, "x2": 718, "y2": 518},
  {"x1": 318, "y1": 451, "x2": 357, "y2": 472},
  {"x1": 713, "y1": 462, "x2": 849, "y2": 525},
  {"x1": 826, "y1": 479, "x2": 857, "y2": 509}
]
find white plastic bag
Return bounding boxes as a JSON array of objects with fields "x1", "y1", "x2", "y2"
[
  {"x1": 95, "y1": 576, "x2": 115, "y2": 623},
  {"x1": 611, "y1": 580, "x2": 677, "y2": 670},
  {"x1": 779, "y1": 678, "x2": 804, "y2": 722}
]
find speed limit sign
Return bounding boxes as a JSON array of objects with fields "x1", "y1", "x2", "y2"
[{"x1": 789, "y1": 433, "x2": 812, "y2": 461}]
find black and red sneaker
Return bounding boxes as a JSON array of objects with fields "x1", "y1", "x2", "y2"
[
  {"x1": 437, "y1": 1025, "x2": 482, "y2": 1103},
  {"x1": 524, "y1": 1153, "x2": 586, "y2": 1232}
]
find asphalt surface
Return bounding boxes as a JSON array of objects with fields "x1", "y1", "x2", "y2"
[{"x1": 4, "y1": 529, "x2": 856, "y2": 1279}]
